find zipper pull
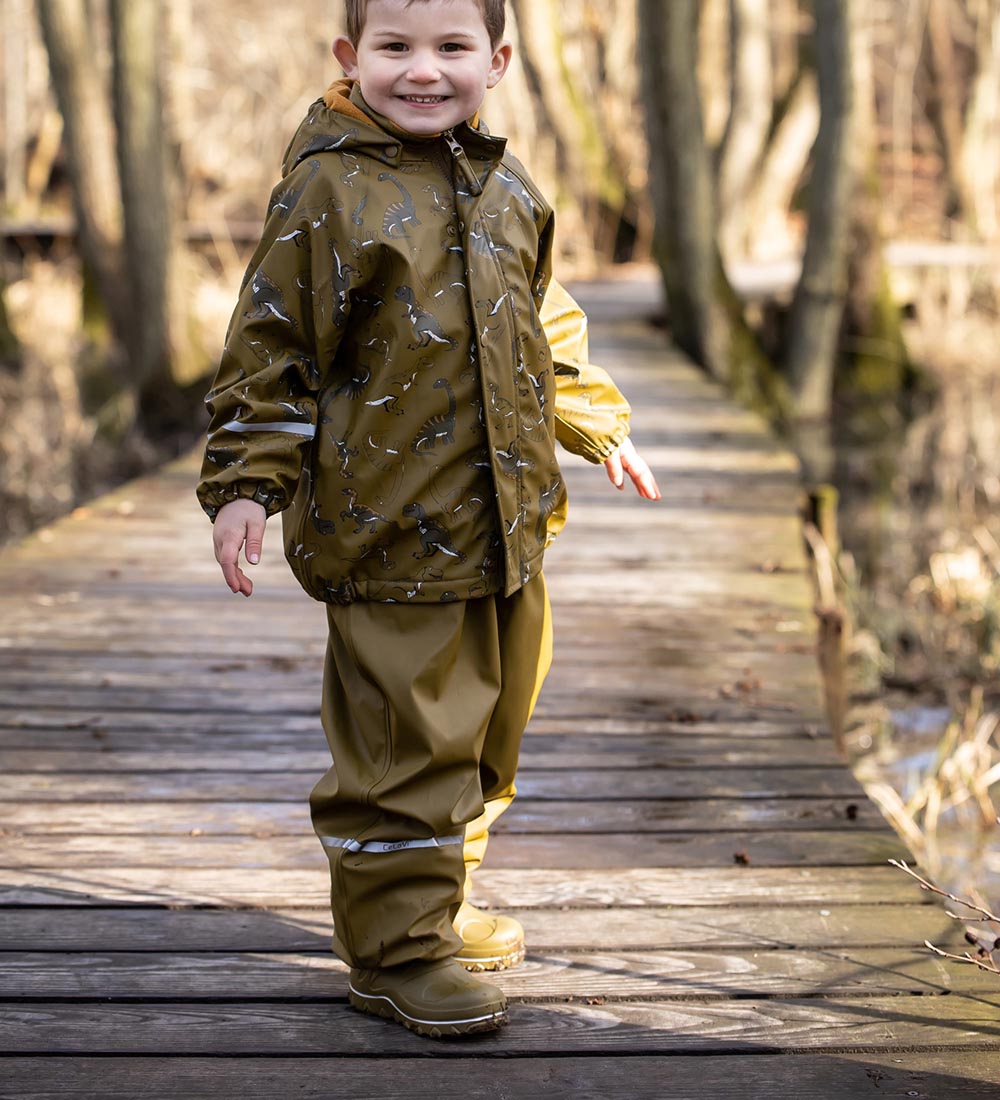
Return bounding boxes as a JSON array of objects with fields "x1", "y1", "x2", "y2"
[{"x1": 443, "y1": 130, "x2": 483, "y2": 195}]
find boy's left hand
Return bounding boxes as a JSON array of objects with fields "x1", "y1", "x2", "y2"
[{"x1": 605, "y1": 438, "x2": 661, "y2": 500}]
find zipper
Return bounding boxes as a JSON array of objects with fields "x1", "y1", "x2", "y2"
[{"x1": 443, "y1": 129, "x2": 483, "y2": 195}]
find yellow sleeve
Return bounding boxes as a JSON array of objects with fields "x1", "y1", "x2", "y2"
[{"x1": 542, "y1": 279, "x2": 631, "y2": 464}]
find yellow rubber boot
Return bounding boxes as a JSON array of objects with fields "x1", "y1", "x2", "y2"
[
  {"x1": 348, "y1": 957, "x2": 508, "y2": 1037},
  {"x1": 454, "y1": 900, "x2": 526, "y2": 971}
]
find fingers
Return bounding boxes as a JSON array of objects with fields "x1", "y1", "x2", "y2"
[
  {"x1": 215, "y1": 527, "x2": 254, "y2": 597},
  {"x1": 604, "y1": 449, "x2": 625, "y2": 490},
  {"x1": 621, "y1": 445, "x2": 662, "y2": 501},
  {"x1": 608, "y1": 439, "x2": 662, "y2": 500},
  {"x1": 244, "y1": 512, "x2": 266, "y2": 566},
  {"x1": 212, "y1": 500, "x2": 268, "y2": 598}
]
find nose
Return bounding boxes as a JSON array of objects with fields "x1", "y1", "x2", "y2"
[{"x1": 406, "y1": 49, "x2": 441, "y2": 83}]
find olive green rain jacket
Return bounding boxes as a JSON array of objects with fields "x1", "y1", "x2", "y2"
[{"x1": 197, "y1": 80, "x2": 630, "y2": 604}]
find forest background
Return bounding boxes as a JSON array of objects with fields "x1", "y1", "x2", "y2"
[{"x1": 3, "y1": 0, "x2": 1000, "y2": 915}]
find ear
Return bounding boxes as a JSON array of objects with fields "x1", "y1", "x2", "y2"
[
  {"x1": 332, "y1": 36, "x2": 360, "y2": 79},
  {"x1": 486, "y1": 41, "x2": 513, "y2": 89}
]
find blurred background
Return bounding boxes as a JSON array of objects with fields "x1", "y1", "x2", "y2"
[{"x1": 2, "y1": 1, "x2": 999, "y2": 912}]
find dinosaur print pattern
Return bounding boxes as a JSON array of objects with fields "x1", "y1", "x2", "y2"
[
  {"x1": 340, "y1": 488, "x2": 390, "y2": 535},
  {"x1": 377, "y1": 172, "x2": 421, "y2": 237},
  {"x1": 395, "y1": 287, "x2": 459, "y2": 350},
  {"x1": 365, "y1": 369, "x2": 418, "y2": 415},
  {"x1": 199, "y1": 86, "x2": 630, "y2": 606},
  {"x1": 411, "y1": 379, "x2": 456, "y2": 455},
  {"x1": 328, "y1": 241, "x2": 360, "y2": 327},
  {"x1": 402, "y1": 503, "x2": 467, "y2": 563},
  {"x1": 246, "y1": 270, "x2": 296, "y2": 327},
  {"x1": 270, "y1": 159, "x2": 321, "y2": 219},
  {"x1": 535, "y1": 476, "x2": 562, "y2": 544}
]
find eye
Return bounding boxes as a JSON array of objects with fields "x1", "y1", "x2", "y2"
[
  {"x1": 383, "y1": 42, "x2": 408, "y2": 52},
  {"x1": 440, "y1": 42, "x2": 466, "y2": 52}
]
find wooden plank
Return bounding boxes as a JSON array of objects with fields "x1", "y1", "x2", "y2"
[
  {"x1": 0, "y1": 947, "x2": 992, "y2": 999},
  {"x1": 0, "y1": 766, "x2": 866, "y2": 802},
  {"x1": 3, "y1": 996, "x2": 999, "y2": 1055},
  {"x1": 0, "y1": 796, "x2": 885, "y2": 834},
  {"x1": 0, "y1": 711, "x2": 828, "y2": 742},
  {"x1": 0, "y1": 827, "x2": 906, "y2": 871},
  {"x1": 5, "y1": 1053, "x2": 1000, "y2": 1100},
  {"x1": 0, "y1": 733, "x2": 846, "y2": 766},
  {"x1": 0, "y1": 678, "x2": 823, "y2": 719},
  {"x1": 0, "y1": 649, "x2": 821, "y2": 691},
  {"x1": 0, "y1": 830, "x2": 906, "y2": 870},
  {"x1": 0, "y1": 865, "x2": 923, "y2": 908},
  {"x1": 0, "y1": 903, "x2": 954, "y2": 952}
]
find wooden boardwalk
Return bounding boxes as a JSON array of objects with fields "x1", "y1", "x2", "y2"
[{"x1": 2, "y1": 278, "x2": 999, "y2": 1098}]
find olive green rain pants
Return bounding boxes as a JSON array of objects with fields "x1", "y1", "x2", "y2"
[{"x1": 309, "y1": 573, "x2": 553, "y2": 970}]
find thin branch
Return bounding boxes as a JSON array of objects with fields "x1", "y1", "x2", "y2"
[
  {"x1": 889, "y1": 858, "x2": 1000, "y2": 923},
  {"x1": 924, "y1": 940, "x2": 1000, "y2": 975}
]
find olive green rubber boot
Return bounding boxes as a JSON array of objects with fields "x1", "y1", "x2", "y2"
[
  {"x1": 348, "y1": 957, "x2": 508, "y2": 1038},
  {"x1": 454, "y1": 901, "x2": 526, "y2": 971}
]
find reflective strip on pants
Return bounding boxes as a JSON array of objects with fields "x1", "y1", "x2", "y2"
[{"x1": 320, "y1": 835, "x2": 463, "y2": 855}]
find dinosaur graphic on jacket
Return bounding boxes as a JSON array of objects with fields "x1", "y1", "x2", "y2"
[
  {"x1": 340, "y1": 488, "x2": 390, "y2": 535},
  {"x1": 395, "y1": 286, "x2": 459, "y2": 350},
  {"x1": 246, "y1": 270, "x2": 296, "y2": 327},
  {"x1": 411, "y1": 379, "x2": 457, "y2": 454},
  {"x1": 402, "y1": 503, "x2": 467, "y2": 563},
  {"x1": 270, "y1": 159, "x2": 321, "y2": 219},
  {"x1": 378, "y1": 172, "x2": 421, "y2": 237}
]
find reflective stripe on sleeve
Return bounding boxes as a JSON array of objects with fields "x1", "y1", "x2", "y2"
[
  {"x1": 320, "y1": 835, "x2": 464, "y2": 854},
  {"x1": 218, "y1": 420, "x2": 316, "y2": 437}
]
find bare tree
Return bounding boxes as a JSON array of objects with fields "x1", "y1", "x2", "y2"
[
  {"x1": 742, "y1": 69, "x2": 820, "y2": 259},
  {"x1": 924, "y1": 0, "x2": 977, "y2": 221},
  {"x1": 35, "y1": 0, "x2": 130, "y2": 339},
  {"x1": 784, "y1": 0, "x2": 860, "y2": 419},
  {"x1": 109, "y1": 0, "x2": 191, "y2": 433},
  {"x1": 842, "y1": 3, "x2": 911, "y2": 405},
  {"x1": 638, "y1": 0, "x2": 785, "y2": 412},
  {"x1": 717, "y1": 0, "x2": 773, "y2": 261},
  {"x1": 960, "y1": 0, "x2": 1000, "y2": 238},
  {"x1": 36, "y1": 0, "x2": 197, "y2": 438}
]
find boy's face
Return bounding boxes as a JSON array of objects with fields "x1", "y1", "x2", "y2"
[{"x1": 332, "y1": 0, "x2": 512, "y2": 136}]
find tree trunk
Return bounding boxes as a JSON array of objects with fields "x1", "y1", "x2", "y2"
[
  {"x1": 717, "y1": 0, "x2": 773, "y2": 262},
  {"x1": 639, "y1": 0, "x2": 722, "y2": 372},
  {"x1": 961, "y1": 0, "x2": 1000, "y2": 239},
  {"x1": 785, "y1": 0, "x2": 859, "y2": 420},
  {"x1": 638, "y1": 0, "x2": 785, "y2": 414},
  {"x1": 924, "y1": 0, "x2": 977, "y2": 222},
  {"x1": 842, "y1": 4, "x2": 911, "y2": 405},
  {"x1": 35, "y1": 0, "x2": 131, "y2": 340},
  {"x1": 508, "y1": 0, "x2": 626, "y2": 263},
  {"x1": 743, "y1": 69, "x2": 820, "y2": 259},
  {"x1": 109, "y1": 0, "x2": 191, "y2": 435},
  {"x1": 699, "y1": 0, "x2": 731, "y2": 149},
  {"x1": 890, "y1": 0, "x2": 930, "y2": 230},
  {"x1": 4, "y1": 0, "x2": 30, "y2": 213}
]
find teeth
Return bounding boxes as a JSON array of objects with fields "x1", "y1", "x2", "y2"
[{"x1": 405, "y1": 96, "x2": 444, "y2": 103}]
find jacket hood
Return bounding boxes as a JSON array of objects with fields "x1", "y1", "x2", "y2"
[{"x1": 280, "y1": 78, "x2": 492, "y2": 178}]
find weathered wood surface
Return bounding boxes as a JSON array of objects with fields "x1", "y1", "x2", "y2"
[
  {"x1": 0, "y1": 277, "x2": 992, "y2": 1097},
  {"x1": 4, "y1": 1054, "x2": 1000, "y2": 1100}
]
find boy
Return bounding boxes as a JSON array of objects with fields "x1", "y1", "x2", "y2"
[{"x1": 197, "y1": 0, "x2": 659, "y2": 1038}]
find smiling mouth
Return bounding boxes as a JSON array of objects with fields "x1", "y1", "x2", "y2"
[{"x1": 401, "y1": 95, "x2": 448, "y2": 105}]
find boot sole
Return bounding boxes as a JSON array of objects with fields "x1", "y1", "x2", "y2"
[
  {"x1": 348, "y1": 985, "x2": 508, "y2": 1038},
  {"x1": 455, "y1": 943, "x2": 526, "y2": 972}
]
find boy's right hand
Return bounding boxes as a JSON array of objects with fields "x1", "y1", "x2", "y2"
[{"x1": 213, "y1": 499, "x2": 268, "y2": 597}]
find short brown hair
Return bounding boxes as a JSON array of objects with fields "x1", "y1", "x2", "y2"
[{"x1": 344, "y1": 0, "x2": 506, "y2": 49}]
